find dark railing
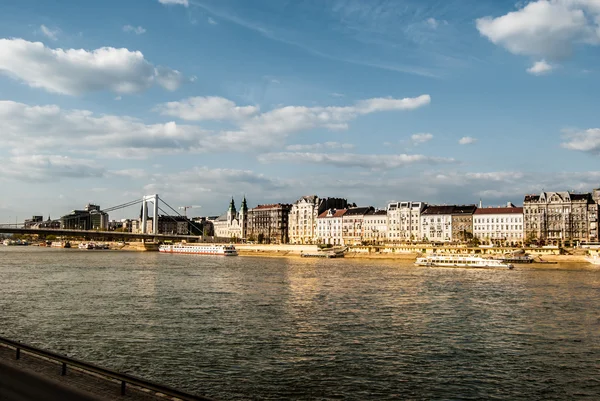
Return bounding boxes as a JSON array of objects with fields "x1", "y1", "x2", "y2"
[{"x1": 0, "y1": 336, "x2": 215, "y2": 401}]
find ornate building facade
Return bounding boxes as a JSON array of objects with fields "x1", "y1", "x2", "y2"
[
  {"x1": 213, "y1": 197, "x2": 248, "y2": 239},
  {"x1": 523, "y1": 190, "x2": 599, "y2": 245},
  {"x1": 386, "y1": 201, "x2": 426, "y2": 242},
  {"x1": 317, "y1": 208, "x2": 347, "y2": 245},
  {"x1": 451, "y1": 205, "x2": 478, "y2": 242},
  {"x1": 473, "y1": 205, "x2": 523, "y2": 245},
  {"x1": 362, "y1": 210, "x2": 388, "y2": 244},
  {"x1": 341, "y1": 207, "x2": 375, "y2": 245},
  {"x1": 247, "y1": 203, "x2": 292, "y2": 244},
  {"x1": 288, "y1": 196, "x2": 349, "y2": 244}
]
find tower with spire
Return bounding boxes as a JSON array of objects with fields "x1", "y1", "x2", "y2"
[
  {"x1": 240, "y1": 196, "x2": 248, "y2": 238},
  {"x1": 227, "y1": 197, "x2": 237, "y2": 224}
]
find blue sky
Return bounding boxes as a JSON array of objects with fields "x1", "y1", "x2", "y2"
[{"x1": 1, "y1": 0, "x2": 600, "y2": 222}]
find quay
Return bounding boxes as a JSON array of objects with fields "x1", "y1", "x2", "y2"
[{"x1": 0, "y1": 336, "x2": 214, "y2": 401}]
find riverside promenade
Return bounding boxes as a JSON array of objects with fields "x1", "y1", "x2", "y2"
[{"x1": 0, "y1": 339, "x2": 214, "y2": 401}]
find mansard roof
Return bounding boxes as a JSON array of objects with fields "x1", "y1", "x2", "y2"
[
  {"x1": 475, "y1": 207, "x2": 523, "y2": 215},
  {"x1": 524, "y1": 191, "x2": 592, "y2": 203},
  {"x1": 318, "y1": 209, "x2": 347, "y2": 218},
  {"x1": 452, "y1": 205, "x2": 478, "y2": 214},
  {"x1": 251, "y1": 203, "x2": 292, "y2": 210},
  {"x1": 422, "y1": 205, "x2": 455, "y2": 215},
  {"x1": 296, "y1": 195, "x2": 318, "y2": 204},
  {"x1": 344, "y1": 206, "x2": 375, "y2": 216}
]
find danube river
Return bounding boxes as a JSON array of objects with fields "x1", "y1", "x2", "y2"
[{"x1": 1, "y1": 247, "x2": 599, "y2": 400}]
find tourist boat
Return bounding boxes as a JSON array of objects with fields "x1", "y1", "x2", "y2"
[
  {"x1": 415, "y1": 254, "x2": 514, "y2": 269},
  {"x1": 51, "y1": 241, "x2": 71, "y2": 248},
  {"x1": 3, "y1": 239, "x2": 15, "y2": 246},
  {"x1": 586, "y1": 254, "x2": 600, "y2": 265},
  {"x1": 159, "y1": 243, "x2": 238, "y2": 256},
  {"x1": 78, "y1": 242, "x2": 94, "y2": 249}
]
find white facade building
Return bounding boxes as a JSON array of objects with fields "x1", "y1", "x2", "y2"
[
  {"x1": 316, "y1": 208, "x2": 347, "y2": 245},
  {"x1": 288, "y1": 196, "x2": 349, "y2": 244},
  {"x1": 288, "y1": 195, "x2": 318, "y2": 244},
  {"x1": 473, "y1": 206, "x2": 524, "y2": 245},
  {"x1": 387, "y1": 201, "x2": 426, "y2": 242},
  {"x1": 341, "y1": 207, "x2": 374, "y2": 245},
  {"x1": 212, "y1": 197, "x2": 247, "y2": 239},
  {"x1": 420, "y1": 206, "x2": 454, "y2": 242},
  {"x1": 363, "y1": 210, "x2": 388, "y2": 244}
]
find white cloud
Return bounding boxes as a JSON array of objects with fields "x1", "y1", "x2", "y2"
[
  {"x1": 426, "y1": 18, "x2": 439, "y2": 29},
  {"x1": 459, "y1": 136, "x2": 477, "y2": 145},
  {"x1": 0, "y1": 154, "x2": 105, "y2": 182},
  {"x1": 0, "y1": 100, "x2": 213, "y2": 158},
  {"x1": 158, "y1": 0, "x2": 189, "y2": 6},
  {"x1": 561, "y1": 128, "x2": 600, "y2": 154},
  {"x1": 258, "y1": 152, "x2": 456, "y2": 170},
  {"x1": 141, "y1": 167, "x2": 289, "y2": 204},
  {"x1": 285, "y1": 142, "x2": 355, "y2": 151},
  {"x1": 40, "y1": 25, "x2": 59, "y2": 41},
  {"x1": 123, "y1": 25, "x2": 146, "y2": 35},
  {"x1": 0, "y1": 93, "x2": 430, "y2": 161},
  {"x1": 0, "y1": 38, "x2": 183, "y2": 95},
  {"x1": 156, "y1": 96, "x2": 260, "y2": 121},
  {"x1": 527, "y1": 59, "x2": 554, "y2": 75},
  {"x1": 208, "y1": 17, "x2": 218, "y2": 25},
  {"x1": 410, "y1": 133, "x2": 433, "y2": 145},
  {"x1": 476, "y1": 0, "x2": 600, "y2": 60},
  {"x1": 156, "y1": 94, "x2": 430, "y2": 148}
]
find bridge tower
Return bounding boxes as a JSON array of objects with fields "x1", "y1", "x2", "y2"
[{"x1": 141, "y1": 194, "x2": 159, "y2": 234}]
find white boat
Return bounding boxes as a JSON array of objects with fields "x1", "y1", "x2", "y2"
[
  {"x1": 159, "y1": 243, "x2": 238, "y2": 256},
  {"x1": 415, "y1": 254, "x2": 513, "y2": 269},
  {"x1": 586, "y1": 254, "x2": 600, "y2": 265},
  {"x1": 78, "y1": 243, "x2": 94, "y2": 249}
]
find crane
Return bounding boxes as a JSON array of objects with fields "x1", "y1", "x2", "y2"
[{"x1": 178, "y1": 205, "x2": 201, "y2": 217}]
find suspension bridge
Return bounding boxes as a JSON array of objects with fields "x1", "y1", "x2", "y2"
[{"x1": 0, "y1": 194, "x2": 215, "y2": 242}]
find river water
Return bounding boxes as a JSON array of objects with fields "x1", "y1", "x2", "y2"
[{"x1": 0, "y1": 247, "x2": 599, "y2": 400}]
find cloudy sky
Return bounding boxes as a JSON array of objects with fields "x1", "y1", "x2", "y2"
[{"x1": 1, "y1": 0, "x2": 600, "y2": 222}]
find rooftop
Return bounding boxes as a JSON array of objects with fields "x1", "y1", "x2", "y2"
[{"x1": 474, "y1": 207, "x2": 523, "y2": 215}]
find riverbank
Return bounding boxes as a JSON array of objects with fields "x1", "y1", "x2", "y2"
[{"x1": 21, "y1": 241, "x2": 597, "y2": 265}]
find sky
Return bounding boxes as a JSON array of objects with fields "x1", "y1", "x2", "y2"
[{"x1": 1, "y1": 0, "x2": 600, "y2": 222}]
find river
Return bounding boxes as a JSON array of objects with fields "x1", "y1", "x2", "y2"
[{"x1": 0, "y1": 247, "x2": 599, "y2": 400}]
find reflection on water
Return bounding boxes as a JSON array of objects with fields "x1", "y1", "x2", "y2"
[{"x1": 1, "y1": 247, "x2": 599, "y2": 400}]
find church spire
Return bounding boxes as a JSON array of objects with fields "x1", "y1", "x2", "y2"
[
  {"x1": 229, "y1": 196, "x2": 236, "y2": 211},
  {"x1": 241, "y1": 195, "x2": 247, "y2": 212}
]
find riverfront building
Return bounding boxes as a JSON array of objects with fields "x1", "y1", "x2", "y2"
[
  {"x1": 451, "y1": 205, "x2": 478, "y2": 242},
  {"x1": 247, "y1": 203, "x2": 292, "y2": 244},
  {"x1": 387, "y1": 201, "x2": 426, "y2": 242},
  {"x1": 363, "y1": 209, "x2": 388, "y2": 244},
  {"x1": 341, "y1": 206, "x2": 375, "y2": 246},
  {"x1": 420, "y1": 206, "x2": 455, "y2": 242},
  {"x1": 523, "y1": 190, "x2": 600, "y2": 245},
  {"x1": 144, "y1": 215, "x2": 190, "y2": 235},
  {"x1": 317, "y1": 208, "x2": 347, "y2": 245},
  {"x1": 473, "y1": 205, "x2": 524, "y2": 246},
  {"x1": 288, "y1": 196, "x2": 349, "y2": 244},
  {"x1": 213, "y1": 197, "x2": 247, "y2": 240},
  {"x1": 60, "y1": 204, "x2": 108, "y2": 230}
]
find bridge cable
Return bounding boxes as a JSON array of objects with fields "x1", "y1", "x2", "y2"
[{"x1": 158, "y1": 197, "x2": 206, "y2": 235}]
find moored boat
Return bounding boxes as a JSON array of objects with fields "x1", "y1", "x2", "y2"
[
  {"x1": 159, "y1": 243, "x2": 238, "y2": 256},
  {"x1": 415, "y1": 254, "x2": 513, "y2": 269},
  {"x1": 586, "y1": 254, "x2": 600, "y2": 265},
  {"x1": 78, "y1": 242, "x2": 94, "y2": 249},
  {"x1": 51, "y1": 241, "x2": 71, "y2": 248}
]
